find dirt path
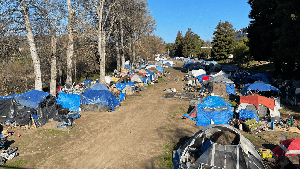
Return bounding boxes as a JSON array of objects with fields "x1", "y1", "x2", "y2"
[{"x1": 7, "y1": 61, "x2": 201, "y2": 169}]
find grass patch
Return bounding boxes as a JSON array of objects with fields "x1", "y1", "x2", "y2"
[
  {"x1": 1, "y1": 160, "x2": 29, "y2": 168},
  {"x1": 279, "y1": 108, "x2": 289, "y2": 112},
  {"x1": 147, "y1": 84, "x2": 154, "y2": 88},
  {"x1": 158, "y1": 77, "x2": 164, "y2": 82},
  {"x1": 157, "y1": 141, "x2": 176, "y2": 169},
  {"x1": 229, "y1": 100, "x2": 237, "y2": 107},
  {"x1": 36, "y1": 129, "x2": 67, "y2": 135}
]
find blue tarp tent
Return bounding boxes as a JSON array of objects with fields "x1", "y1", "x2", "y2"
[
  {"x1": 183, "y1": 96, "x2": 233, "y2": 127},
  {"x1": 86, "y1": 83, "x2": 109, "y2": 91},
  {"x1": 241, "y1": 83, "x2": 280, "y2": 96},
  {"x1": 222, "y1": 65, "x2": 238, "y2": 72},
  {"x1": 239, "y1": 109, "x2": 259, "y2": 122},
  {"x1": 82, "y1": 79, "x2": 93, "y2": 86},
  {"x1": 245, "y1": 73, "x2": 271, "y2": 84},
  {"x1": 56, "y1": 91, "x2": 80, "y2": 112},
  {"x1": 0, "y1": 90, "x2": 49, "y2": 109},
  {"x1": 156, "y1": 66, "x2": 163, "y2": 72},
  {"x1": 119, "y1": 92, "x2": 125, "y2": 102},
  {"x1": 226, "y1": 83, "x2": 236, "y2": 95},
  {"x1": 145, "y1": 70, "x2": 155, "y2": 81},
  {"x1": 81, "y1": 90, "x2": 121, "y2": 111},
  {"x1": 116, "y1": 82, "x2": 136, "y2": 91}
]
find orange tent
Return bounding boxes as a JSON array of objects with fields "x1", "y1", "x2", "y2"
[{"x1": 240, "y1": 94, "x2": 275, "y2": 110}]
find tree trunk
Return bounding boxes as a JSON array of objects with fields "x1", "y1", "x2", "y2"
[
  {"x1": 129, "y1": 36, "x2": 133, "y2": 69},
  {"x1": 120, "y1": 19, "x2": 125, "y2": 72},
  {"x1": 66, "y1": 0, "x2": 74, "y2": 85},
  {"x1": 132, "y1": 39, "x2": 136, "y2": 69},
  {"x1": 20, "y1": 0, "x2": 42, "y2": 91},
  {"x1": 99, "y1": 30, "x2": 106, "y2": 84},
  {"x1": 50, "y1": 33, "x2": 57, "y2": 96},
  {"x1": 115, "y1": 29, "x2": 120, "y2": 73}
]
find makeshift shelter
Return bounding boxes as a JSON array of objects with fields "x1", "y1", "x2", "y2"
[
  {"x1": 156, "y1": 66, "x2": 163, "y2": 72},
  {"x1": 35, "y1": 95, "x2": 59, "y2": 126},
  {"x1": 241, "y1": 83, "x2": 280, "y2": 96},
  {"x1": 80, "y1": 90, "x2": 120, "y2": 111},
  {"x1": 56, "y1": 91, "x2": 80, "y2": 113},
  {"x1": 272, "y1": 138, "x2": 300, "y2": 158},
  {"x1": 183, "y1": 96, "x2": 233, "y2": 126},
  {"x1": 86, "y1": 83, "x2": 109, "y2": 91},
  {"x1": 222, "y1": 65, "x2": 238, "y2": 72},
  {"x1": 238, "y1": 94, "x2": 281, "y2": 121},
  {"x1": 212, "y1": 70, "x2": 231, "y2": 78},
  {"x1": 212, "y1": 83, "x2": 227, "y2": 96},
  {"x1": 213, "y1": 75, "x2": 234, "y2": 84},
  {"x1": 0, "y1": 98, "x2": 35, "y2": 125},
  {"x1": 131, "y1": 74, "x2": 143, "y2": 83},
  {"x1": 173, "y1": 124, "x2": 264, "y2": 169},
  {"x1": 122, "y1": 85, "x2": 134, "y2": 95}
]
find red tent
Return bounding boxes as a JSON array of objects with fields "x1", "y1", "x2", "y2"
[{"x1": 272, "y1": 138, "x2": 300, "y2": 158}]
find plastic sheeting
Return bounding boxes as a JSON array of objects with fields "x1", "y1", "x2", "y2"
[
  {"x1": 213, "y1": 75, "x2": 234, "y2": 84},
  {"x1": 116, "y1": 82, "x2": 136, "y2": 91},
  {"x1": 156, "y1": 66, "x2": 163, "y2": 72},
  {"x1": 239, "y1": 109, "x2": 259, "y2": 122},
  {"x1": 35, "y1": 96, "x2": 58, "y2": 126},
  {"x1": 191, "y1": 69, "x2": 206, "y2": 77},
  {"x1": 183, "y1": 96, "x2": 233, "y2": 127},
  {"x1": 81, "y1": 90, "x2": 120, "y2": 111},
  {"x1": 86, "y1": 83, "x2": 109, "y2": 91},
  {"x1": 119, "y1": 92, "x2": 125, "y2": 102},
  {"x1": 131, "y1": 74, "x2": 143, "y2": 83},
  {"x1": 82, "y1": 79, "x2": 93, "y2": 86},
  {"x1": 196, "y1": 75, "x2": 212, "y2": 85},
  {"x1": 241, "y1": 83, "x2": 280, "y2": 96},
  {"x1": 105, "y1": 76, "x2": 113, "y2": 84},
  {"x1": 0, "y1": 98, "x2": 35, "y2": 125},
  {"x1": 226, "y1": 83, "x2": 236, "y2": 95},
  {"x1": 56, "y1": 91, "x2": 80, "y2": 112}
]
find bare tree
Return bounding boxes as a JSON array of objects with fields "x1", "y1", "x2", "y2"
[
  {"x1": 66, "y1": 0, "x2": 74, "y2": 85},
  {"x1": 19, "y1": 0, "x2": 42, "y2": 91}
]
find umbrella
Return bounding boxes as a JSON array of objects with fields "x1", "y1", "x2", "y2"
[{"x1": 272, "y1": 138, "x2": 300, "y2": 158}]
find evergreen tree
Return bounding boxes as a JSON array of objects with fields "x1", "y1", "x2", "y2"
[
  {"x1": 211, "y1": 21, "x2": 236, "y2": 60},
  {"x1": 233, "y1": 37, "x2": 250, "y2": 64},
  {"x1": 174, "y1": 31, "x2": 184, "y2": 57}
]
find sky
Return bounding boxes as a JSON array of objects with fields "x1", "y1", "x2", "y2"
[{"x1": 147, "y1": 0, "x2": 252, "y2": 44}]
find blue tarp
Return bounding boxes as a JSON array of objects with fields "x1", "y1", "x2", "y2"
[
  {"x1": 156, "y1": 66, "x2": 163, "y2": 72},
  {"x1": 183, "y1": 96, "x2": 233, "y2": 127},
  {"x1": 86, "y1": 83, "x2": 109, "y2": 91},
  {"x1": 145, "y1": 70, "x2": 155, "y2": 81},
  {"x1": 81, "y1": 90, "x2": 121, "y2": 111},
  {"x1": 119, "y1": 92, "x2": 125, "y2": 102},
  {"x1": 226, "y1": 83, "x2": 236, "y2": 95},
  {"x1": 116, "y1": 82, "x2": 136, "y2": 91},
  {"x1": 196, "y1": 75, "x2": 212, "y2": 85},
  {"x1": 222, "y1": 65, "x2": 238, "y2": 72},
  {"x1": 245, "y1": 73, "x2": 271, "y2": 84},
  {"x1": 125, "y1": 64, "x2": 130, "y2": 69},
  {"x1": 56, "y1": 91, "x2": 80, "y2": 112},
  {"x1": 239, "y1": 109, "x2": 259, "y2": 122},
  {"x1": 7, "y1": 90, "x2": 49, "y2": 109},
  {"x1": 241, "y1": 83, "x2": 280, "y2": 96},
  {"x1": 142, "y1": 77, "x2": 148, "y2": 84},
  {"x1": 82, "y1": 79, "x2": 93, "y2": 86}
]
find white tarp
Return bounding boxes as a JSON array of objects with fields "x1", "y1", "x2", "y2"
[
  {"x1": 191, "y1": 69, "x2": 206, "y2": 77},
  {"x1": 105, "y1": 76, "x2": 113, "y2": 84},
  {"x1": 131, "y1": 74, "x2": 143, "y2": 83},
  {"x1": 212, "y1": 70, "x2": 231, "y2": 78}
]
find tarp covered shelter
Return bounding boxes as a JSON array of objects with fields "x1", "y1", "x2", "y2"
[
  {"x1": 239, "y1": 109, "x2": 259, "y2": 122},
  {"x1": 86, "y1": 83, "x2": 109, "y2": 91},
  {"x1": 213, "y1": 75, "x2": 234, "y2": 84},
  {"x1": 56, "y1": 91, "x2": 80, "y2": 113},
  {"x1": 212, "y1": 70, "x2": 231, "y2": 78},
  {"x1": 190, "y1": 69, "x2": 206, "y2": 77},
  {"x1": 131, "y1": 74, "x2": 143, "y2": 83},
  {"x1": 82, "y1": 79, "x2": 93, "y2": 86},
  {"x1": 80, "y1": 90, "x2": 120, "y2": 111},
  {"x1": 0, "y1": 98, "x2": 35, "y2": 125},
  {"x1": 156, "y1": 66, "x2": 163, "y2": 72},
  {"x1": 116, "y1": 82, "x2": 135, "y2": 91},
  {"x1": 241, "y1": 83, "x2": 280, "y2": 96},
  {"x1": 183, "y1": 96, "x2": 233, "y2": 127},
  {"x1": 222, "y1": 65, "x2": 238, "y2": 72},
  {"x1": 174, "y1": 124, "x2": 264, "y2": 169}
]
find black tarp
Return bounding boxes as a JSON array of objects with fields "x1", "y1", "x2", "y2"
[
  {"x1": 35, "y1": 95, "x2": 59, "y2": 126},
  {"x1": 0, "y1": 98, "x2": 36, "y2": 125}
]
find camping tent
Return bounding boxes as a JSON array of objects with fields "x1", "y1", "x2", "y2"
[
  {"x1": 190, "y1": 69, "x2": 206, "y2": 77},
  {"x1": 56, "y1": 91, "x2": 80, "y2": 113},
  {"x1": 131, "y1": 74, "x2": 143, "y2": 83},
  {"x1": 183, "y1": 96, "x2": 233, "y2": 126},
  {"x1": 173, "y1": 124, "x2": 264, "y2": 169},
  {"x1": 272, "y1": 138, "x2": 300, "y2": 158},
  {"x1": 212, "y1": 70, "x2": 231, "y2": 78},
  {"x1": 80, "y1": 90, "x2": 120, "y2": 111},
  {"x1": 86, "y1": 83, "x2": 109, "y2": 91}
]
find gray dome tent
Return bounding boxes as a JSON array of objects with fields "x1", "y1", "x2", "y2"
[{"x1": 173, "y1": 124, "x2": 264, "y2": 169}]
